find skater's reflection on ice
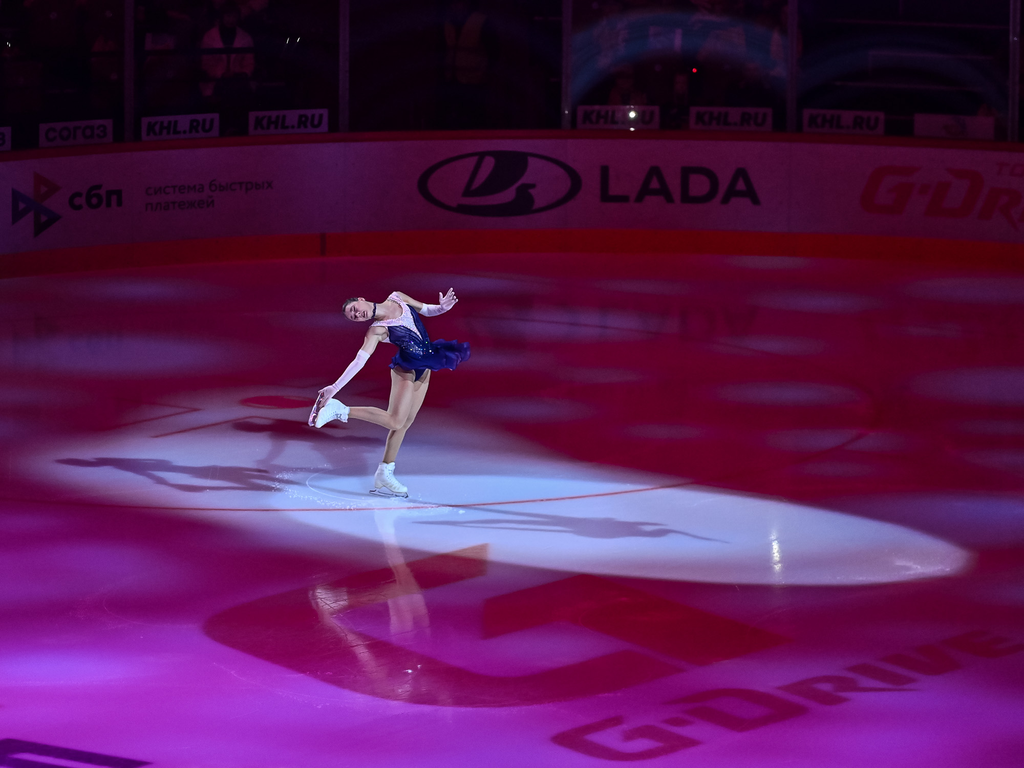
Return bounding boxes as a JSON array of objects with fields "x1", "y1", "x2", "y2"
[
  {"x1": 308, "y1": 508, "x2": 458, "y2": 704},
  {"x1": 312, "y1": 508, "x2": 433, "y2": 643}
]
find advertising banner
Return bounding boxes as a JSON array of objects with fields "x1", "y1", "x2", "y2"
[
  {"x1": 690, "y1": 107, "x2": 772, "y2": 132},
  {"x1": 38, "y1": 119, "x2": 114, "y2": 148},
  {"x1": 249, "y1": 109, "x2": 329, "y2": 135},
  {"x1": 803, "y1": 109, "x2": 884, "y2": 135},
  {"x1": 4, "y1": 135, "x2": 1024, "y2": 259},
  {"x1": 576, "y1": 106, "x2": 660, "y2": 130},
  {"x1": 142, "y1": 114, "x2": 220, "y2": 141},
  {"x1": 791, "y1": 142, "x2": 1024, "y2": 244},
  {"x1": 336, "y1": 139, "x2": 782, "y2": 236},
  {"x1": 914, "y1": 114, "x2": 995, "y2": 141},
  {"x1": 2, "y1": 143, "x2": 340, "y2": 254}
]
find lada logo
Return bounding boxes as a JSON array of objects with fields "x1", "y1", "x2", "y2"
[{"x1": 418, "y1": 150, "x2": 582, "y2": 217}]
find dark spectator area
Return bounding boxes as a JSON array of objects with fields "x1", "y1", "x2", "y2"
[
  {"x1": 0, "y1": 0, "x2": 1020, "y2": 148},
  {"x1": 800, "y1": 0, "x2": 1010, "y2": 136},
  {"x1": 138, "y1": 0, "x2": 338, "y2": 133},
  {"x1": 573, "y1": 0, "x2": 789, "y2": 129},
  {"x1": 349, "y1": 0, "x2": 562, "y2": 132},
  {"x1": 1, "y1": 0, "x2": 125, "y2": 142}
]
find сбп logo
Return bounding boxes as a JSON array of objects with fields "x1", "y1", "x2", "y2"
[
  {"x1": 11, "y1": 172, "x2": 61, "y2": 237},
  {"x1": 418, "y1": 151, "x2": 582, "y2": 217}
]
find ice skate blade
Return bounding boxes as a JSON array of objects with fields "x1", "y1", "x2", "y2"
[
  {"x1": 313, "y1": 407, "x2": 332, "y2": 428},
  {"x1": 308, "y1": 393, "x2": 328, "y2": 428},
  {"x1": 370, "y1": 487, "x2": 409, "y2": 499}
]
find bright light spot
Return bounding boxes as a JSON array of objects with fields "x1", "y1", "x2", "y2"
[
  {"x1": 34, "y1": 384, "x2": 971, "y2": 588},
  {"x1": 628, "y1": 110, "x2": 637, "y2": 119},
  {"x1": 692, "y1": 67, "x2": 697, "y2": 73},
  {"x1": 629, "y1": 127, "x2": 635, "y2": 131},
  {"x1": 771, "y1": 532, "x2": 783, "y2": 577}
]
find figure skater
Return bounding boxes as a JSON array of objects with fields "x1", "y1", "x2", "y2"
[{"x1": 308, "y1": 289, "x2": 469, "y2": 497}]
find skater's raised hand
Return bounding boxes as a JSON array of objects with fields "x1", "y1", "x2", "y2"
[
  {"x1": 438, "y1": 288, "x2": 458, "y2": 312},
  {"x1": 416, "y1": 288, "x2": 458, "y2": 317}
]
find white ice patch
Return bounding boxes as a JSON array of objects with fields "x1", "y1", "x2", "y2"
[
  {"x1": 284, "y1": 473, "x2": 969, "y2": 587},
  {"x1": 823, "y1": 492, "x2": 1024, "y2": 548}
]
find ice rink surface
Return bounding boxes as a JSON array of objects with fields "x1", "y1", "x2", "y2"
[{"x1": 0, "y1": 249, "x2": 1022, "y2": 767}]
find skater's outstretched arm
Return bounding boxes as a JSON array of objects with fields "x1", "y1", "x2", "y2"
[
  {"x1": 396, "y1": 288, "x2": 458, "y2": 316},
  {"x1": 309, "y1": 327, "x2": 386, "y2": 425}
]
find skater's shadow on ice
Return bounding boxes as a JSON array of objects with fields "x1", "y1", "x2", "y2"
[
  {"x1": 56, "y1": 456, "x2": 296, "y2": 493},
  {"x1": 416, "y1": 508, "x2": 725, "y2": 542},
  {"x1": 232, "y1": 418, "x2": 377, "y2": 447},
  {"x1": 232, "y1": 418, "x2": 378, "y2": 474}
]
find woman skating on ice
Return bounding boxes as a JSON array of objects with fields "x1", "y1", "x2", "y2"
[{"x1": 308, "y1": 289, "x2": 469, "y2": 498}]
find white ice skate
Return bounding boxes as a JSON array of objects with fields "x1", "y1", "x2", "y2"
[
  {"x1": 371, "y1": 462, "x2": 409, "y2": 498},
  {"x1": 311, "y1": 398, "x2": 349, "y2": 428}
]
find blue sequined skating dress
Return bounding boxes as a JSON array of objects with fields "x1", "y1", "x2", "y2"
[{"x1": 371, "y1": 292, "x2": 470, "y2": 381}]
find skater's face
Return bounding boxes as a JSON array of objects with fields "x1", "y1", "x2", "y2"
[{"x1": 344, "y1": 299, "x2": 374, "y2": 322}]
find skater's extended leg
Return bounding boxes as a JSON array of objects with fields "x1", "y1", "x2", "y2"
[
  {"x1": 383, "y1": 370, "x2": 430, "y2": 464},
  {"x1": 347, "y1": 368, "x2": 416, "y2": 430}
]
